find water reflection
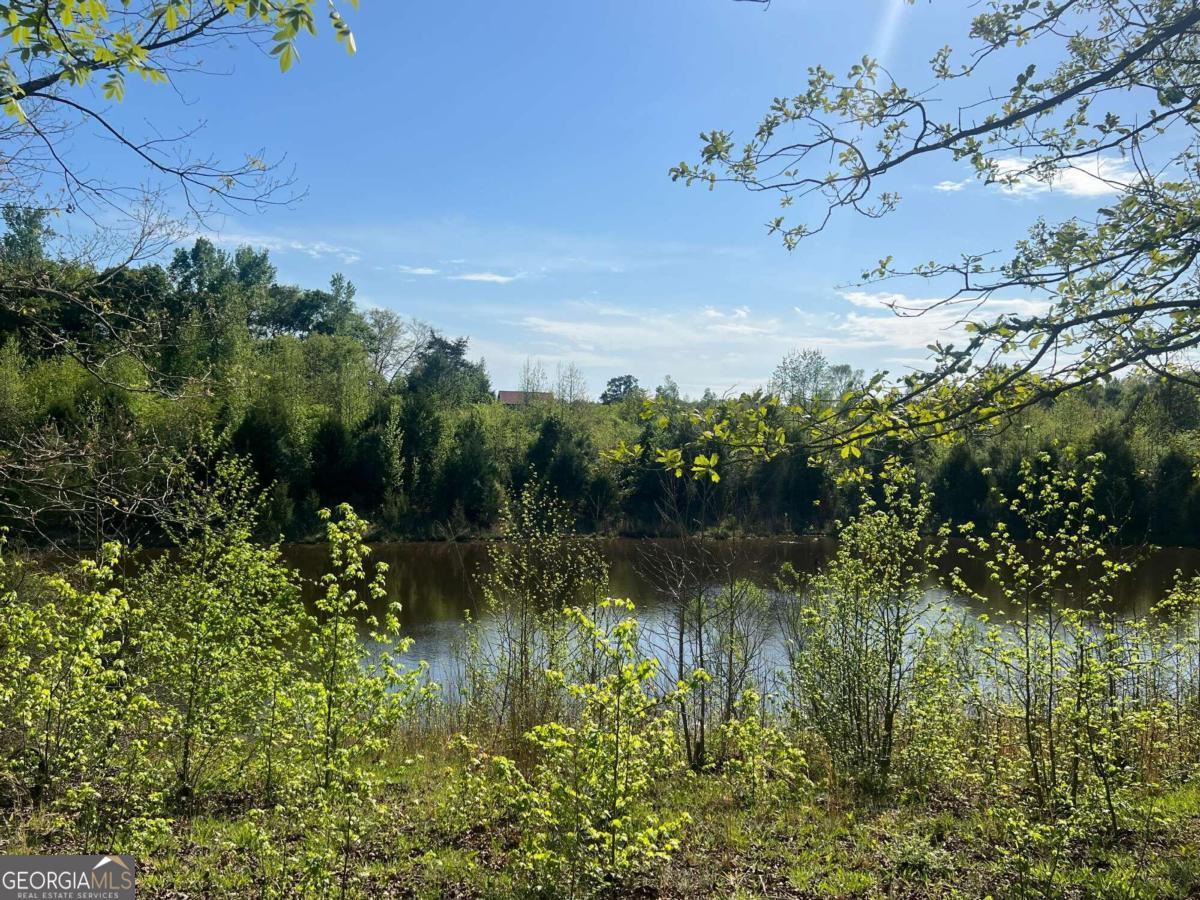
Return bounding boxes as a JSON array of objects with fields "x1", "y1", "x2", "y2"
[{"x1": 283, "y1": 538, "x2": 1200, "y2": 688}]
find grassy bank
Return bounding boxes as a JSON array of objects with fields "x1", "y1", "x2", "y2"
[{"x1": 10, "y1": 740, "x2": 1197, "y2": 899}]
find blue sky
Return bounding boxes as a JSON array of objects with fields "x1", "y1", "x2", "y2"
[{"x1": 90, "y1": 0, "x2": 1128, "y2": 396}]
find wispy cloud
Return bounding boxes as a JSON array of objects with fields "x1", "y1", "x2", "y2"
[
  {"x1": 503, "y1": 301, "x2": 809, "y2": 394},
  {"x1": 484, "y1": 293, "x2": 1048, "y2": 393},
  {"x1": 204, "y1": 231, "x2": 361, "y2": 265},
  {"x1": 449, "y1": 271, "x2": 521, "y2": 284},
  {"x1": 411, "y1": 285, "x2": 1057, "y2": 394},
  {"x1": 395, "y1": 264, "x2": 439, "y2": 276},
  {"x1": 933, "y1": 179, "x2": 969, "y2": 192},
  {"x1": 834, "y1": 290, "x2": 1049, "y2": 352}
]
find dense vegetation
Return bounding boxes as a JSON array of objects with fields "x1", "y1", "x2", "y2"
[
  {"x1": 6, "y1": 218, "x2": 1200, "y2": 550},
  {"x1": 3, "y1": 454, "x2": 1200, "y2": 898},
  {"x1": 6, "y1": 1, "x2": 1200, "y2": 896}
]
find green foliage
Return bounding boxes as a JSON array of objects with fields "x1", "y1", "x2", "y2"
[
  {"x1": 672, "y1": 0, "x2": 1200, "y2": 444},
  {"x1": 707, "y1": 578, "x2": 771, "y2": 727},
  {"x1": 768, "y1": 348, "x2": 862, "y2": 409},
  {"x1": 599, "y1": 374, "x2": 641, "y2": 406},
  {"x1": 781, "y1": 466, "x2": 944, "y2": 795},
  {"x1": 438, "y1": 413, "x2": 503, "y2": 527},
  {"x1": 716, "y1": 690, "x2": 810, "y2": 809},
  {"x1": 10, "y1": 217, "x2": 1200, "y2": 896},
  {"x1": 955, "y1": 447, "x2": 1193, "y2": 864},
  {"x1": 893, "y1": 621, "x2": 981, "y2": 802},
  {"x1": 0, "y1": 204, "x2": 49, "y2": 264},
  {"x1": 404, "y1": 334, "x2": 492, "y2": 406},
  {"x1": 510, "y1": 601, "x2": 689, "y2": 898},
  {"x1": 133, "y1": 452, "x2": 302, "y2": 806},
  {"x1": 0, "y1": 456, "x2": 434, "y2": 886},
  {"x1": 261, "y1": 504, "x2": 433, "y2": 894},
  {"x1": 6, "y1": 439, "x2": 1200, "y2": 894},
  {"x1": 459, "y1": 482, "x2": 609, "y2": 744},
  {"x1": 0, "y1": 538, "x2": 165, "y2": 847},
  {"x1": 0, "y1": 0, "x2": 359, "y2": 122},
  {"x1": 12, "y1": 228, "x2": 1200, "y2": 550},
  {"x1": 441, "y1": 733, "x2": 526, "y2": 835},
  {"x1": 308, "y1": 504, "x2": 428, "y2": 794}
]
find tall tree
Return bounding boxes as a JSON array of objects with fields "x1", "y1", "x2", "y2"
[
  {"x1": 769, "y1": 349, "x2": 863, "y2": 408},
  {"x1": 600, "y1": 374, "x2": 640, "y2": 405},
  {"x1": 404, "y1": 334, "x2": 491, "y2": 406},
  {"x1": 364, "y1": 309, "x2": 430, "y2": 382},
  {"x1": 0, "y1": 203, "x2": 48, "y2": 265},
  {"x1": 0, "y1": 0, "x2": 364, "y2": 394}
]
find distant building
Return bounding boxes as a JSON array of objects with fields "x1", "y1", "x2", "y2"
[{"x1": 496, "y1": 390, "x2": 553, "y2": 406}]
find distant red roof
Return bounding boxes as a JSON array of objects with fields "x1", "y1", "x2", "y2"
[{"x1": 497, "y1": 390, "x2": 553, "y2": 405}]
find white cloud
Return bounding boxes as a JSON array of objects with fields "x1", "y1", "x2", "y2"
[
  {"x1": 395, "y1": 264, "x2": 438, "y2": 276},
  {"x1": 449, "y1": 271, "x2": 521, "y2": 284},
  {"x1": 203, "y1": 231, "x2": 362, "y2": 265},
  {"x1": 506, "y1": 302, "x2": 817, "y2": 394},
  {"x1": 469, "y1": 289, "x2": 1059, "y2": 395},
  {"x1": 492, "y1": 292, "x2": 1054, "y2": 394},
  {"x1": 931, "y1": 156, "x2": 1138, "y2": 200},
  {"x1": 992, "y1": 156, "x2": 1136, "y2": 198},
  {"x1": 839, "y1": 290, "x2": 1045, "y2": 317},
  {"x1": 834, "y1": 290, "x2": 1049, "y2": 352}
]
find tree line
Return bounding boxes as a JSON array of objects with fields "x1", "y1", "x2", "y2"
[{"x1": 3, "y1": 213, "x2": 1200, "y2": 549}]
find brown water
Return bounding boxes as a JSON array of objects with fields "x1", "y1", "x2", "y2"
[{"x1": 283, "y1": 538, "x2": 1200, "y2": 685}]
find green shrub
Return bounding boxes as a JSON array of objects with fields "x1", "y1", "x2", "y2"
[
  {"x1": 133, "y1": 453, "x2": 303, "y2": 807},
  {"x1": 0, "y1": 538, "x2": 168, "y2": 848},
  {"x1": 960, "y1": 449, "x2": 1184, "y2": 841},
  {"x1": 458, "y1": 482, "x2": 608, "y2": 747},
  {"x1": 290, "y1": 503, "x2": 432, "y2": 893},
  {"x1": 716, "y1": 689, "x2": 810, "y2": 808},
  {"x1": 473, "y1": 600, "x2": 689, "y2": 898},
  {"x1": 781, "y1": 466, "x2": 945, "y2": 796},
  {"x1": 441, "y1": 733, "x2": 526, "y2": 835}
]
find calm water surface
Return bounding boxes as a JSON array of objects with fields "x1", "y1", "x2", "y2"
[{"x1": 283, "y1": 538, "x2": 1200, "y2": 686}]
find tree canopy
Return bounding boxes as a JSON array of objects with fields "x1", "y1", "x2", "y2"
[
  {"x1": 0, "y1": 0, "x2": 364, "y2": 408},
  {"x1": 600, "y1": 375, "x2": 640, "y2": 405}
]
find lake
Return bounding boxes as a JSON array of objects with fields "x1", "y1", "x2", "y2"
[{"x1": 283, "y1": 538, "x2": 1200, "y2": 688}]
